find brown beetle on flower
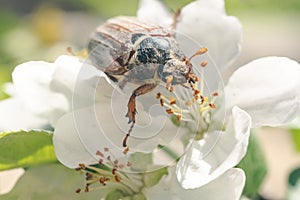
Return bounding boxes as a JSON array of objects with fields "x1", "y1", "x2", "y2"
[{"x1": 88, "y1": 16, "x2": 208, "y2": 148}]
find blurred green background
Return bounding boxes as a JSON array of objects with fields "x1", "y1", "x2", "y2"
[{"x1": 0, "y1": 0, "x2": 299, "y2": 199}]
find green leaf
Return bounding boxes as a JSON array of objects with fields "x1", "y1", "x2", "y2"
[
  {"x1": 128, "y1": 152, "x2": 152, "y2": 172},
  {"x1": 120, "y1": 193, "x2": 146, "y2": 200},
  {"x1": 144, "y1": 167, "x2": 168, "y2": 188},
  {"x1": 0, "y1": 163, "x2": 100, "y2": 200},
  {"x1": 288, "y1": 167, "x2": 300, "y2": 187},
  {"x1": 288, "y1": 167, "x2": 300, "y2": 200},
  {"x1": 238, "y1": 133, "x2": 267, "y2": 199},
  {"x1": 0, "y1": 11, "x2": 19, "y2": 35},
  {"x1": 0, "y1": 130, "x2": 57, "y2": 171},
  {"x1": 106, "y1": 190, "x2": 124, "y2": 200},
  {"x1": 290, "y1": 129, "x2": 300, "y2": 152},
  {"x1": 132, "y1": 193, "x2": 147, "y2": 200},
  {"x1": 157, "y1": 144, "x2": 180, "y2": 162},
  {"x1": 163, "y1": 0, "x2": 194, "y2": 11},
  {"x1": 81, "y1": 0, "x2": 139, "y2": 17},
  {"x1": 0, "y1": 84, "x2": 10, "y2": 100}
]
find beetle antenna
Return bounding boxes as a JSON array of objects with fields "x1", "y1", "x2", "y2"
[{"x1": 188, "y1": 47, "x2": 208, "y2": 61}]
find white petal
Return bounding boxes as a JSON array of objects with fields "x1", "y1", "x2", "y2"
[
  {"x1": 226, "y1": 57, "x2": 300, "y2": 127},
  {"x1": 196, "y1": 168, "x2": 245, "y2": 200},
  {"x1": 11, "y1": 60, "x2": 69, "y2": 127},
  {"x1": 12, "y1": 61, "x2": 54, "y2": 88},
  {"x1": 0, "y1": 168, "x2": 24, "y2": 195},
  {"x1": 137, "y1": 0, "x2": 173, "y2": 27},
  {"x1": 0, "y1": 98, "x2": 47, "y2": 131},
  {"x1": 176, "y1": 106, "x2": 251, "y2": 189},
  {"x1": 52, "y1": 110, "x2": 98, "y2": 168},
  {"x1": 53, "y1": 76, "x2": 125, "y2": 168},
  {"x1": 53, "y1": 55, "x2": 115, "y2": 107},
  {"x1": 144, "y1": 167, "x2": 245, "y2": 200},
  {"x1": 176, "y1": 0, "x2": 242, "y2": 70},
  {"x1": 12, "y1": 61, "x2": 56, "y2": 114},
  {"x1": 53, "y1": 100, "x2": 182, "y2": 169},
  {"x1": 51, "y1": 55, "x2": 83, "y2": 102},
  {"x1": 52, "y1": 55, "x2": 113, "y2": 125}
]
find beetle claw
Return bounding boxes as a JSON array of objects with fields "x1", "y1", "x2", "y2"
[{"x1": 125, "y1": 112, "x2": 136, "y2": 124}]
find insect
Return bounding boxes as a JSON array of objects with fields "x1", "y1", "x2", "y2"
[{"x1": 88, "y1": 16, "x2": 206, "y2": 148}]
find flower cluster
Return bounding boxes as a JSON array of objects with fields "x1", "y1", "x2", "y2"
[{"x1": 0, "y1": 0, "x2": 300, "y2": 199}]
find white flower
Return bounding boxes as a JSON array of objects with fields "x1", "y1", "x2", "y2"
[
  {"x1": 136, "y1": 0, "x2": 300, "y2": 190},
  {"x1": 175, "y1": 106, "x2": 251, "y2": 189},
  {"x1": 49, "y1": 55, "x2": 300, "y2": 193},
  {"x1": 52, "y1": 0, "x2": 248, "y2": 171},
  {"x1": 174, "y1": 56, "x2": 300, "y2": 189},
  {"x1": 225, "y1": 57, "x2": 300, "y2": 127},
  {"x1": 0, "y1": 55, "x2": 84, "y2": 131}
]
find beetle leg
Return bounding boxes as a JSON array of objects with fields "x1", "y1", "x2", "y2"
[
  {"x1": 166, "y1": 75, "x2": 173, "y2": 91},
  {"x1": 118, "y1": 76, "x2": 129, "y2": 89},
  {"x1": 123, "y1": 83, "x2": 157, "y2": 147},
  {"x1": 180, "y1": 83, "x2": 189, "y2": 88}
]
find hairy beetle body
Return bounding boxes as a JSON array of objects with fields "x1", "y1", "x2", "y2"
[
  {"x1": 88, "y1": 16, "x2": 196, "y2": 148},
  {"x1": 88, "y1": 16, "x2": 188, "y2": 85}
]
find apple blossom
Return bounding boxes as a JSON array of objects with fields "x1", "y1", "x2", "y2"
[{"x1": 0, "y1": 0, "x2": 299, "y2": 199}]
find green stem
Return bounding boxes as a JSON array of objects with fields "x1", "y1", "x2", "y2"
[{"x1": 157, "y1": 144, "x2": 180, "y2": 162}]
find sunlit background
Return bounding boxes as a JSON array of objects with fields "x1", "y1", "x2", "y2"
[{"x1": 0, "y1": 0, "x2": 299, "y2": 199}]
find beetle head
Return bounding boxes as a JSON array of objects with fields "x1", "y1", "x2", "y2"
[{"x1": 158, "y1": 58, "x2": 191, "y2": 85}]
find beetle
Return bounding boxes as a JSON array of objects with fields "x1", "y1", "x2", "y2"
[{"x1": 88, "y1": 16, "x2": 205, "y2": 148}]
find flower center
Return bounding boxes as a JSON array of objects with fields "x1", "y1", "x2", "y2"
[{"x1": 156, "y1": 70, "x2": 218, "y2": 140}]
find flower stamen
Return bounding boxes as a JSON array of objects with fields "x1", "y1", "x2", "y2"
[
  {"x1": 156, "y1": 63, "x2": 218, "y2": 131},
  {"x1": 75, "y1": 147, "x2": 137, "y2": 194},
  {"x1": 201, "y1": 61, "x2": 208, "y2": 67},
  {"x1": 189, "y1": 47, "x2": 208, "y2": 61}
]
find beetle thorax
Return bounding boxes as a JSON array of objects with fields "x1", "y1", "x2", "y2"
[{"x1": 127, "y1": 36, "x2": 189, "y2": 84}]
